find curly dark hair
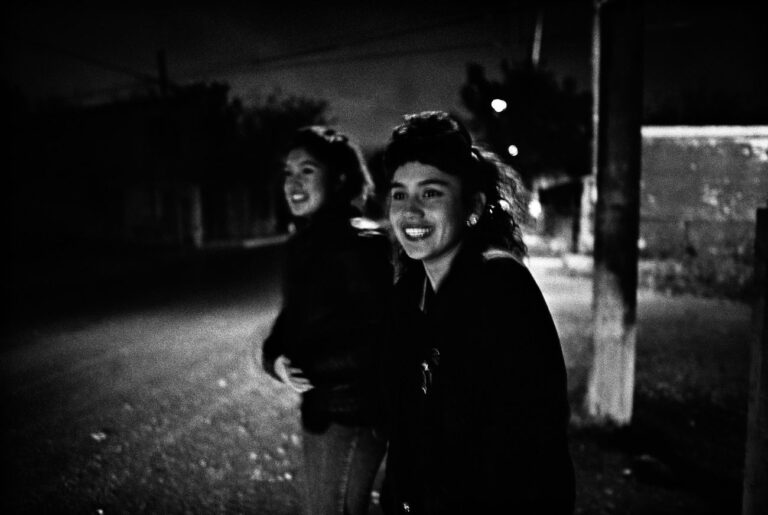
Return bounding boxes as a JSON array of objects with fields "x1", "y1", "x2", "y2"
[
  {"x1": 286, "y1": 126, "x2": 375, "y2": 212},
  {"x1": 383, "y1": 110, "x2": 527, "y2": 258}
]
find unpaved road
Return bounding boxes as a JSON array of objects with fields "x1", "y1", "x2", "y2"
[
  {"x1": 2, "y1": 247, "x2": 306, "y2": 514},
  {"x1": 1, "y1": 251, "x2": 752, "y2": 514}
]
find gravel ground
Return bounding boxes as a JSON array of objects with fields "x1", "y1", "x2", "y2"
[{"x1": 0, "y1": 251, "x2": 753, "y2": 514}]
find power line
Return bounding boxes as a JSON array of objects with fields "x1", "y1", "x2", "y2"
[
  {"x1": 20, "y1": 37, "x2": 166, "y2": 86},
  {"x1": 19, "y1": 12, "x2": 483, "y2": 85},
  {"x1": 56, "y1": 40, "x2": 497, "y2": 103},
  {"x1": 227, "y1": 41, "x2": 496, "y2": 74},
  {"x1": 16, "y1": 12, "x2": 502, "y2": 102},
  {"x1": 187, "y1": 13, "x2": 485, "y2": 79}
]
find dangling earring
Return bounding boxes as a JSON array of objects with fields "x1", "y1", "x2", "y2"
[{"x1": 466, "y1": 213, "x2": 479, "y2": 227}]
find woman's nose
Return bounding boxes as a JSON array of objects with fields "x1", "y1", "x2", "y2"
[{"x1": 404, "y1": 196, "x2": 424, "y2": 216}]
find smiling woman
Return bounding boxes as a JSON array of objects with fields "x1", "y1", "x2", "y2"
[
  {"x1": 381, "y1": 111, "x2": 574, "y2": 514},
  {"x1": 283, "y1": 148, "x2": 330, "y2": 218},
  {"x1": 257, "y1": 126, "x2": 392, "y2": 515},
  {"x1": 389, "y1": 162, "x2": 476, "y2": 289}
]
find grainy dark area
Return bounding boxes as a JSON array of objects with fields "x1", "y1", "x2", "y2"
[{"x1": 1, "y1": 249, "x2": 751, "y2": 514}]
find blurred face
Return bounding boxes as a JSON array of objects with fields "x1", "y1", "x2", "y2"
[
  {"x1": 283, "y1": 148, "x2": 328, "y2": 218},
  {"x1": 388, "y1": 161, "x2": 468, "y2": 267}
]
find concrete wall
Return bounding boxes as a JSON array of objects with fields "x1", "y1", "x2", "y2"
[
  {"x1": 639, "y1": 126, "x2": 768, "y2": 261},
  {"x1": 540, "y1": 126, "x2": 767, "y2": 297}
]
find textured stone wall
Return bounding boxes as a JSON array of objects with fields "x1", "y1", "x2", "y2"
[{"x1": 640, "y1": 127, "x2": 768, "y2": 261}]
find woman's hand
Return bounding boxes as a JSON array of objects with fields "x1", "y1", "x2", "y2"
[{"x1": 274, "y1": 356, "x2": 314, "y2": 393}]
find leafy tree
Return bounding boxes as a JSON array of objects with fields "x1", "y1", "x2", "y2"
[
  {"x1": 460, "y1": 60, "x2": 591, "y2": 186},
  {"x1": 238, "y1": 90, "x2": 330, "y2": 174}
]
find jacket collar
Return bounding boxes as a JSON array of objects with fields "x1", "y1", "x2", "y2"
[{"x1": 396, "y1": 237, "x2": 486, "y2": 314}]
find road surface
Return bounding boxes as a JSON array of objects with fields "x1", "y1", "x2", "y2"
[{"x1": 0, "y1": 249, "x2": 751, "y2": 513}]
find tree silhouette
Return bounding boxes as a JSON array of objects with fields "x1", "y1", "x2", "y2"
[
  {"x1": 460, "y1": 60, "x2": 591, "y2": 186},
  {"x1": 6, "y1": 81, "x2": 331, "y2": 247},
  {"x1": 238, "y1": 90, "x2": 330, "y2": 178}
]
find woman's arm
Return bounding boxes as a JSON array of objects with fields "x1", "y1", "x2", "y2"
[
  {"x1": 475, "y1": 261, "x2": 574, "y2": 513},
  {"x1": 300, "y1": 234, "x2": 393, "y2": 379},
  {"x1": 260, "y1": 312, "x2": 314, "y2": 392},
  {"x1": 260, "y1": 311, "x2": 286, "y2": 381}
]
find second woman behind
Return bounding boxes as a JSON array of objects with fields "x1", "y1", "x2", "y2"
[{"x1": 260, "y1": 126, "x2": 392, "y2": 515}]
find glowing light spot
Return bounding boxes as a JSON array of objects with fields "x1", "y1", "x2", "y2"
[
  {"x1": 507, "y1": 144, "x2": 519, "y2": 157},
  {"x1": 528, "y1": 198, "x2": 542, "y2": 218},
  {"x1": 91, "y1": 431, "x2": 107, "y2": 442},
  {"x1": 491, "y1": 99, "x2": 507, "y2": 113},
  {"x1": 350, "y1": 217, "x2": 379, "y2": 230}
]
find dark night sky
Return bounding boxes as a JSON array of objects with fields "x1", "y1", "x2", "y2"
[{"x1": 2, "y1": 1, "x2": 766, "y2": 148}]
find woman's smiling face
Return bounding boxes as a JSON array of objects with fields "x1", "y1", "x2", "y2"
[
  {"x1": 388, "y1": 161, "x2": 468, "y2": 266},
  {"x1": 283, "y1": 148, "x2": 329, "y2": 218}
]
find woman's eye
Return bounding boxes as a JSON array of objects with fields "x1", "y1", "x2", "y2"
[
  {"x1": 390, "y1": 191, "x2": 406, "y2": 201},
  {"x1": 302, "y1": 167, "x2": 316, "y2": 175},
  {"x1": 423, "y1": 189, "x2": 442, "y2": 199}
]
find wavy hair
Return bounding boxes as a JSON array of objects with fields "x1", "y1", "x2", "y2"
[
  {"x1": 383, "y1": 110, "x2": 527, "y2": 258},
  {"x1": 286, "y1": 126, "x2": 374, "y2": 213}
]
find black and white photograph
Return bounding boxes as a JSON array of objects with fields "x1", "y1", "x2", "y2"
[{"x1": 2, "y1": 1, "x2": 767, "y2": 513}]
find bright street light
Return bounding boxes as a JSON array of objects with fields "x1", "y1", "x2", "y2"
[
  {"x1": 507, "y1": 144, "x2": 519, "y2": 157},
  {"x1": 528, "y1": 197, "x2": 542, "y2": 218},
  {"x1": 491, "y1": 98, "x2": 507, "y2": 113}
]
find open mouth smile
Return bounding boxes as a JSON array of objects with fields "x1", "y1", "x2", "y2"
[
  {"x1": 289, "y1": 192, "x2": 309, "y2": 203},
  {"x1": 401, "y1": 225, "x2": 433, "y2": 241}
]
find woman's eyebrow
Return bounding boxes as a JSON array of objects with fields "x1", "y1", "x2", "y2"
[
  {"x1": 389, "y1": 178, "x2": 450, "y2": 189},
  {"x1": 418, "y1": 179, "x2": 450, "y2": 187},
  {"x1": 291, "y1": 158, "x2": 321, "y2": 168}
]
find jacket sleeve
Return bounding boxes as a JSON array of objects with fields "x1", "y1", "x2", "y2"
[
  {"x1": 474, "y1": 260, "x2": 575, "y2": 513},
  {"x1": 305, "y1": 235, "x2": 393, "y2": 380},
  {"x1": 264, "y1": 232, "x2": 393, "y2": 385}
]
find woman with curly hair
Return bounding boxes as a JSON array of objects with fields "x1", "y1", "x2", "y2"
[
  {"x1": 381, "y1": 111, "x2": 574, "y2": 514},
  {"x1": 259, "y1": 126, "x2": 391, "y2": 515}
]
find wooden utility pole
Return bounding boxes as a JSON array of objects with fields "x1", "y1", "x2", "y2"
[
  {"x1": 531, "y1": 8, "x2": 544, "y2": 69},
  {"x1": 585, "y1": 0, "x2": 644, "y2": 425},
  {"x1": 743, "y1": 207, "x2": 768, "y2": 515},
  {"x1": 577, "y1": 1, "x2": 602, "y2": 254}
]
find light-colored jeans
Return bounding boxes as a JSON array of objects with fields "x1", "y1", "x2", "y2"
[{"x1": 302, "y1": 423, "x2": 386, "y2": 515}]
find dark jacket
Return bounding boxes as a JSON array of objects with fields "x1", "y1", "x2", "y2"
[
  {"x1": 261, "y1": 207, "x2": 393, "y2": 432},
  {"x1": 382, "y1": 242, "x2": 575, "y2": 514}
]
